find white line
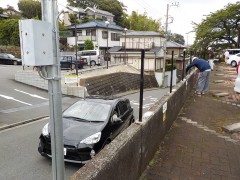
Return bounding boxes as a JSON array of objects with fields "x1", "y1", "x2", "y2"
[
  {"x1": 14, "y1": 89, "x2": 48, "y2": 100},
  {"x1": 0, "y1": 94, "x2": 32, "y2": 106}
]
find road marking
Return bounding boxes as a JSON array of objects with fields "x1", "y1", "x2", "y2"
[
  {"x1": 14, "y1": 89, "x2": 48, "y2": 100},
  {"x1": 0, "y1": 94, "x2": 32, "y2": 106}
]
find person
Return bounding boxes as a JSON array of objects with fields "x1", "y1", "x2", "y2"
[
  {"x1": 224, "y1": 49, "x2": 229, "y2": 63},
  {"x1": 186, "y1": 57, "x2": 211, "y2": 95},
  {"x1": 208, "y1": 47, "x2": 215, "y2": 59}
]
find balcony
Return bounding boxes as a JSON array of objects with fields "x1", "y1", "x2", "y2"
[
  {"x1": 122, "y1": 42, "x2": 155, "y2": 49},
  {"x1": 77, "y1": 35, "x2": 96, "y2": 41}
]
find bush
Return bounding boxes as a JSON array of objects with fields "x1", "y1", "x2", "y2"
[{"x1": 165, "y1": 63, "x2": 176, "y2": 71}]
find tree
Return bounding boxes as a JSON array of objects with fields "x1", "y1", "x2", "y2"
[
  {"x1": 67, "y1": 0, "x2": 125, "y2": 26},
  {"x1": 18, "y1": 0, "x2": 41, "y2": 19},
  {"x1": 0, "y1": 7, "x2": 3, "y2": 14},
  {"x1": 128, "y1": 11, "x2": 161, "y2": 31},
  {"x1": 192, "y1": 2, "x2": 240, "y2": 55},
  {"x1": 0, "y1": 19, "x2": 20, "y2": 46},
  {"x1": 167, "y1": 33, "x2": 185, "y2": 45},
  {"x1": 84, "y1": 39, "x2": 94, "y2": 50},
  {"x1": 68, "y1": 0, "x2": 97, "y2": 9}
]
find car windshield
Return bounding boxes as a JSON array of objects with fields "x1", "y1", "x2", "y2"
[
  {"x1": 7, "y1": 54, "x2": 15, "y2": 58},
  {"x1": 63, "y1": 101, "x2": 111, "y2": 122}
]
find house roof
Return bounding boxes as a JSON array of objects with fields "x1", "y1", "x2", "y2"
[
  {"x1": 68, "y1": 20, "x2": 124, "y2": 31},
  {"x1": 166, "y1": 41, "x2": 185, "y2": 48},
  {"x1": 108, "y1": 46, "x2": 122, "y2": 52},
  {"x1": 149, "y1": 46, "x2": 164, "y2": 52},
  {"x1": 67, "y1": 6, "x2": 86, "y2": 14},
  {"x1": 85, "y1": 7, "x2": 114, "y2": 17},
  {"x1": 125, "y1": 31, "x2": 164, "y2": 37},
  {"x1": 0, "y1": 14, "x2": 9, "y2": 19}
]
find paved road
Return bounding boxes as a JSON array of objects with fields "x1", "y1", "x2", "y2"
[{"x1": 0, "y1": 89, "x2": 170, "y2": 180}]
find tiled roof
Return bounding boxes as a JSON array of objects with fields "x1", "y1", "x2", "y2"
[
  {"x1": 85, "y1": 7, "x2": 114, "y2": 17},
  {"x1": 68, "y1": 20, "x2": 124, "y2": 31},
  {"x1": 166, "y1": 41, "x2": 185, "y2": 48},
  {"x1": 125, "y1": 31, "x2": 163, "y2": 37}
]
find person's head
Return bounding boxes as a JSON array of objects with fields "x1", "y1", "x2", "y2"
[{"x1": 192, "y1": 57, "x2": 198, "y2": 61}]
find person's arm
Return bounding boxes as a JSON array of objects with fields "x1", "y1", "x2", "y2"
[{"x1": 186, "y1": 61, "x2": 196, "y2": 72}]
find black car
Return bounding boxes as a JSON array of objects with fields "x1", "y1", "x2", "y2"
[
  {"x1": 0, "y1": 53, "x2": 22, "y2": 65},
  {"x1": 60, "y1": 55, "x2": 86, "y2": 70},
  {"x1": 38, "y1": 96, "x2": 135, "y2": 163}
]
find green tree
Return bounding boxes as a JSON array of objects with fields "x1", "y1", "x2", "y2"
[
  {"x1": 84, "y1": 39, "x2": 94, "y2": 50},
  {"x1": 0, "y1": 7, "x2": 4, "y2": 14},
  {"x1": 167, "y1": 33, "x2": 185, "y2": 45},
  {"x1": 0, "y1": 19, "x2": 20, "y2": 46},
  {"x1": 67, "y1": 0, "x2": 125, "y2": 26},
  {"x1": 18, "y1": 0, "x2": 41, "y2": 19},
  {"x1": 128, "y1": 11, "x2": 161, "y2": 31},
  {"x1": 192, "y1": 2, "x2": 240, "y2": 54}
]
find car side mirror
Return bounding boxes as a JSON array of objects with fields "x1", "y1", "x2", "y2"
[{"x1": 112, "y1": 118, "x2": 123, "y2": 125}]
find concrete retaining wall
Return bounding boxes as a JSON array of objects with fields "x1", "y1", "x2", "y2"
[{"x1": 69, "y1": 72, "x2": 196, "y2": 180}]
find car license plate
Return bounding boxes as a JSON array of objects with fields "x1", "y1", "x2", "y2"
[{"x1": 64, "y1": 148, "x2": 67, "y2": 156}]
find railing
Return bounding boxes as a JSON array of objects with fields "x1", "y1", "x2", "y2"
[
  {"x1": 122, "y1": 42, "x2": 155, "y2": 49},
  {"x1": 77, "y1": 35, "x2": 96, "y2": 41}
]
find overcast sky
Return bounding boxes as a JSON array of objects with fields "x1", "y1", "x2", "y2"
[{"x1": 0, "y1": 0, "x2": 238, "y2": 45}]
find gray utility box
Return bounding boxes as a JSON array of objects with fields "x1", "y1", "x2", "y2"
[{"x1": 19, "y1": 19, "x2": 54, "y2": 66}]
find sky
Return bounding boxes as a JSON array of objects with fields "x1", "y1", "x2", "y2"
[{"x1": 0, "y1": 0, "x2": 238, "y2": 45}]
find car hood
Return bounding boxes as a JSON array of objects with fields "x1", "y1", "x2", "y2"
[
  {"x1": 62, "y1": 118, "x2": 106, "y2": 146},
  {"x1": 12, "y1": 57, "x2": 22, "y2": 61}
]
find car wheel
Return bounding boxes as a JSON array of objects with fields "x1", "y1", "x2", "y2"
[
  {"x1": 13, "y1": 61, "x2": 18, "y2": 65},
  {"x1": 231, "y1": 61, "x2": 237, "y2": 67},
  {"x1": 71, "y1": 64, "x2": 76, "y2": 70},
  {"x1": 90, "y1": 61, "x2": 96, "y2": 66}
]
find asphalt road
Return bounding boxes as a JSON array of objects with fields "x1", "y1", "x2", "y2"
[{"x1": 0, "y1": 64, "x2": 170, "y2": 180}]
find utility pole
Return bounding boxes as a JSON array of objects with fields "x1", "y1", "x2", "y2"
[
  {"x1": 41, "y1": 1, "x2": 65, "y2": 180},
  {"x1": 162, "y1": 2, "x2": 179, "y2": 87}
]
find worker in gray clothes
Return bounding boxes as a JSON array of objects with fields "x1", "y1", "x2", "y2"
[{"x1": 186, "y1": 57, "x2": 211, "y2": 95}]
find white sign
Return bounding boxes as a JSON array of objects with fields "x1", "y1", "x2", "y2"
[
  {"x1": 162, "y1": 102, "x2": 167, "y2": 113},
  {"x1": 65, "y1": 74, "x2": 78, "y2": 84}
]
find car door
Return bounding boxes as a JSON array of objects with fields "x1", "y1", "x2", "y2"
[
  {"x1": 60, "y1": 56, "x2": 68, "y2": 68},
  {"x1": 0, "y1": 54, "x2": 5, "y2": 64},
  {"x1": 118, "y1": 100, "x2": 132, "y2": 131}
]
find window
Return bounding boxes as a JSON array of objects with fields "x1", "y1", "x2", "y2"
[
  {"x1": 102, "y1": 31, "x2": 108, "y2": 39},
  {"x1": 86, "y1": 29, "x2": 91, "y2": 36},
  {"x1": 118, "y1": 101, "x2": 128, "y2": 115},
  {"x1": 77, "y1": 30, "x2": 82, "y2": 36},
  {"x1": 111, "y1": 33, "x2": 121, "y2": 41}
]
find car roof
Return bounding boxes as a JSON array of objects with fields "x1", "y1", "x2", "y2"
[{"x1": 83, "y1": 96, "x2": 127, "y2": 105}]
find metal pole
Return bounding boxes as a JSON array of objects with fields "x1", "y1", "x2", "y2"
[
  {"x1": 182, "y1": 50, "x2": 186, "y2": 81},
  {"x1": 162, "y1": 4, "x2": 169, "y2": 87},
  {"x1": 139, "y1": 49, "x2": 145, "y2": 122},
  {"x1": 41, "y1": 1, "x2": 65, "y2": 180},
  {"x1": 107, "y1": 26, "x2": 109, "y2": 69},
  {"x1": 75, "y1": 18, "x2": 78, "y2": 76},
  {"x1": 170, "y1": 51, "x2": 174, "y2": 93},
  {"x1": 124, "y1": 29, "x2": 127, "y2": 64}
]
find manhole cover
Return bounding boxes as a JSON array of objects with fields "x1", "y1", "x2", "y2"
[
  {"x1": 213, "y1": 92, "x2": 229, "y2": 97},
  {"x1": 213, "y1": 80, "x2": 225, "y2": 83}
]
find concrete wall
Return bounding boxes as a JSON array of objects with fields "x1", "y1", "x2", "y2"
[{"x1": 69, "y1": 71, "x2": 196, "y2": 180}]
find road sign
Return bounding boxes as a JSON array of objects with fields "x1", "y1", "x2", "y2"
[{"x1": 64, "y1": 74, "x2": 78, "y2": 84}]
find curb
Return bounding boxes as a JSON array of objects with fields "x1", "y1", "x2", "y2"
[{"x1": 0, "y1": 116, "x2": 49, "y2": 131}]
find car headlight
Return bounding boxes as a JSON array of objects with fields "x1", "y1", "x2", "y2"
[
  {"x1": 42, "y1": 123, "x2": 49, "y2": 136},
  {"x1": 80, "y1": 132, "x2": 101, "y2": 145}
]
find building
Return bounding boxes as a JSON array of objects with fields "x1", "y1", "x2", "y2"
[
  {"x1": 67, "y1": 20, "x2": 124, "y2": 53},
  {"x1": 109, "y1": 31, "x2": 166, "y2": 71},
  {"x1": 63, "y1": 6, "x2": 114, "y2": 26}
]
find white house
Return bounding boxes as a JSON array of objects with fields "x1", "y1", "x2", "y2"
[
  {"x1": 67, "y1": 20, "x2": 124, "y2": 53},
  {"x1": 109, "y1": 31, "x2": 166, "y2": 71},
  {"x1": 63, "y1": 6, "x2": 114, "y2": 26}
]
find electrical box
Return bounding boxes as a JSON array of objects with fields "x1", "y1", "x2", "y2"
[{"x1": 19, "y1": 19, "x2": 54, "y2": 66}]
